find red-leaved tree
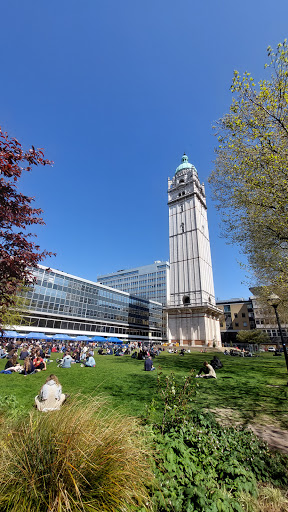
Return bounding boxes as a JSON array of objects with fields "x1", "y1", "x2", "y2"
[{"x1": 0, "y1": 127, "x2": 54, "y2": 326}]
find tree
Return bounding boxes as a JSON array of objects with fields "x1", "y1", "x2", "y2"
[
  {"x1": 0, "y1": 127, "x2": 53, "y2": 326},
  {"x1": 236, "y1": 329, "x2": 270, "y2": 345},
  {"x1": 0, "y1": 290, "x2": 29, "y2": 329},
  {"x1": 209, "y1": 41, "x2": 288, "y2": 302}
]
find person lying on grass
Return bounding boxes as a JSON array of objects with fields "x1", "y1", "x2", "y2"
[
  {"x1": 196, "y1": 361, "x2": 217, "y2": 379},
  {"x1": 3, "y1": 354, "x2": 23, "y2": 372},
  {"x1": 35, "y1": 374, "x2": 67, "y2": 412}
]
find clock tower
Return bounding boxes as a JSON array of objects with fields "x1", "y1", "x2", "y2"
[{"x1": 166, "y1": 154, "x2": 221, "y2": 347}]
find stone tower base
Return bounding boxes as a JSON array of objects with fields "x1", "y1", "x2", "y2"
[{"x1": 166, "y1": 304, "x2": 222, "y2": 347}]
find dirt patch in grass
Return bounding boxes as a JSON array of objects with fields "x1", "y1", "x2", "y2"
[
  {"x1": 209, "y1": 407, "x2": 243, "y2": 426},
  {"x1": 248, "y1": 424, "x2": 288, "y2": 454},
  {"x1": 211, "y1": 407, "x2": 288, "y2": 454}
]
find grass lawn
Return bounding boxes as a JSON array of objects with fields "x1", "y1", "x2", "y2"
[{"x1": 1, "y1": 351, "x2": 288, "y2": 428}]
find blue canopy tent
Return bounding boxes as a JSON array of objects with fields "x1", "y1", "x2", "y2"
[
  {"x1": 50, "y1": 334, "x2": 75, "y2": 341},
  {"x1": 74, "y1": 335, "x2": 92, "y2": 342},
  {"x1": 25, "y1": 332, "x2": 50, "y2": 340},
  {"x1": 90, "y1": 336, "x2": 107, "y2": 342},
  {"x1": 0, "y1": 330, "x2": 20, "y2": 338},
  {"x1": 106, "y1": 337, "x2": 124, "y2": 344}
]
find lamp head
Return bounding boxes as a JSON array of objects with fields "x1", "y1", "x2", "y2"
[{"x1": 267, "y1": 293, "x2": 281, "y2": 308}]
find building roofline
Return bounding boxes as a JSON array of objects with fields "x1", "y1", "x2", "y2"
[
  {"x1": 37, "y1": 265, "x2": 162, "y2": 306},
  {"x1": 216, "y1": 298, "x2": 251, "y2": 304}
]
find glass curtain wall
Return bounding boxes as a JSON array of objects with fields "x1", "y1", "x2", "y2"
[{"x1": 18, "y1": 266, "x2": 163, "y2": 340}]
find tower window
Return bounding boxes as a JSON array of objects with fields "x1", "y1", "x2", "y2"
[
  {"x1": 183, "y1": 295, "x2": 190, "y2": 305},
  {"x1": 179, "y1": 178, "x2": 185, "y2": 184}
]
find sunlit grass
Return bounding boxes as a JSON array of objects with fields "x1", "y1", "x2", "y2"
[
  {"x1": 0, "y1": 397, "x2": 153, "y2": 512},
  {"x1": 239, "y1": 484, "x2": 288, "y2": 512},
  {"x1": 0, "y1": 351, "x2": 288, "y2": 426}
]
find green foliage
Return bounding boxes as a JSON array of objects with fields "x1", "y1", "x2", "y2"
[
  {"x1": 149, "y1": 407, "x2": 288, "y2": 511},
  {"x1": 0, "y1": 355, "x2": 288, "y2": 511},
  {"x1": 0, "y1": 397, "x2": 153, "y2": 512},
  {"x1": 236, "y1": 330, "x2": 270, "y2": 344},
  {"x1": 209, "y1": 40, "x2": 288, "y2": 299},
  {"x1": 0, "y1": 287, "x2": 30, "y2": 330},
  {"x1": 146, "y1": 370, "x2": 197, "y2": 433},
  {"x1": 0, "y1": 395, "x2": 25, "y2": 421}
]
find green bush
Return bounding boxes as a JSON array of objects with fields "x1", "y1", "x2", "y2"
[
  {"x1": 145, "y1": 369, "x2": 198, "y2": 433},
  {"x1": 0, "y1": 395, "x2": 25, "y2": 421},
  {"x1": 0, "y1": 397, "x2": 154, "y2": 512},
  {"x1": 150, "y1": 413, "x2": 288, "y2": 511},
  {"x1": 146, "y1": 373, "x2": 288, "y2": 512}
]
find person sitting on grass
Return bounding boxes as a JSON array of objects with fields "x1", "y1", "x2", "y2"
[
  {"x1": 19, "y1": 346, "x2": 29, "y2": 360},
  {"x1": 0, "y1": 344, "x2": 7, "y2": 359},
  {"x1": 43, "y1": 347, "x2": 51, "y2": 362},
  {"x1": 35, "y1": 374, "x2": 67, "y2": 412},
  {"x1": 196, "y1": 361, "x2": 217, "y2": 379},
  {"x1": 21, "y1": 357, "x2": 35, "y2": 376},
  {"x1": 144, "y1": 356, "x2": 155, "y2": 371},
  {"x1": 33, "y1": 355, "x2": 47, "y2": 372},
  {"x1": 73, "y1": 348, "x2": 81, "y2": 362},
  {"x1": 210, "y1": 356, "x2": 223, "y2": 370},
  {"x1": 61, "y1": 352, "x2": 74, "y2": 368},
  {"x1": 81, "y1": 354, "x2": 96, "y2": 367}
]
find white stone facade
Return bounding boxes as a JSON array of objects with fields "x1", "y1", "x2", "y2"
[{"x1": 166, "y1": 155, "x2": 221, "y2": 347}]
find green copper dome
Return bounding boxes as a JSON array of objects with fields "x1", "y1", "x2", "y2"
[{"x1": 175, "y1": 153, "x2": 195, "y2": 174}]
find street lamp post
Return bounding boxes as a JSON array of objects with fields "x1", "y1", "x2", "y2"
[{"x1": 267, "y1": 293, "x2": 288, "y2": 382}]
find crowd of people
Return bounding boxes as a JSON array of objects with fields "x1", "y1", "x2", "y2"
[
  {"x1": 0, "y1": 339, "x2": 101, "y2": 375},
  {"x1": 0, "y1": 338, "x2": 222, "y2": 413},
  {"x1": 0, "y1": 339, "x2": 165, "y2": 374}
]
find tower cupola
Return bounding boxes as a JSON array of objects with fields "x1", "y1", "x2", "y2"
[{"x1": 175, "y1": 153, "x2": 197, "y2": 175}]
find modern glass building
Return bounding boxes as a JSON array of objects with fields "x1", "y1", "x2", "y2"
[
  {"x1": 15, "y1": 265, "x2": 163, "y2": 343},
  {"x1": 97, "y1": 261, "x2": 170, "y2": 305}
]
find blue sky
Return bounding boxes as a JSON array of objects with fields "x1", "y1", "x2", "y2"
[{"x1": 1, "y1": 0, "x2": 287, "y2": 300}]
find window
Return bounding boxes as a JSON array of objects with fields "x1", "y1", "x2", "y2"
[
  {"x1": 243, "y1": 322, "x2": 247, "y2": 327},
  {"x1": 234, "y1": 313, "x2": 238, "y2": 318},
  {"x1": 235, "y1": 322, "x2": 239, "y2": 327},
  {"x1": 242, "y1": 313, "x2": 246, "y2": 317}
]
